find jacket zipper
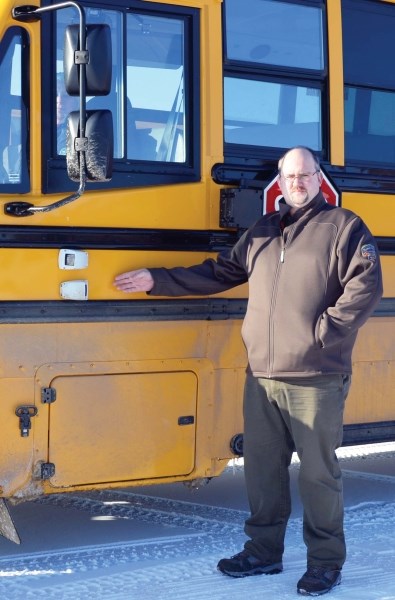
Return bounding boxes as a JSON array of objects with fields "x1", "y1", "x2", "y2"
[
  {"x1": 268, "y1": 237, "x2": 287, "y2": 376},
  {"x1": 268, "y1": 227, "x2": 294, "y2": 374}
]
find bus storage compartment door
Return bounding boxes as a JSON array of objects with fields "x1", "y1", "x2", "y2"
[{"x1": 37, "y1": 361, "x2": 200, "y2": 488}]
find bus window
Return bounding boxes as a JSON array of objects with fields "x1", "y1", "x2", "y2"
[
  {"x1": 57, "y1": 9, "x2": 185, "y2": 163},
  {"x1": 223, "y1": 0, "x2": 324, "y2": 154},
  {"x1": 45, "y1": 3, "x2": 199, "y2": 192},
  {"x1": 0, "y1": 28, "x2": 28, "y2": 189},
  {"x1": 56, "y1": 7, "x2": 186, "y2": 164},
  {"x1": 225, "y1": 0, "x2": 324, "y2": 70},
  {"x1": 56, "y1": 74, "x2": 78, "y2": 156},
  {"x1": 56, "y1": 8, "x2": 122, "y2": 158},
  {"x1": 342, "y1": 0, "x2": 395, "y2": 165},
  {"x1": 224, "y1": 77, "x2": 321, "y2": 150},
  {"x1": 126, "y1": 13, "x2": 185, "y2": 162}
]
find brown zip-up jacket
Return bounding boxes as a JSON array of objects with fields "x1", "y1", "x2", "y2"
[{"x1": 149, "y1": 192, "x2": 383, "y2": 378}]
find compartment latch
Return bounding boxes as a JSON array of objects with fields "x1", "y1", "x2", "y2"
[{"x1": 15, "y1": 405, "x2": 38, "y2": 437}]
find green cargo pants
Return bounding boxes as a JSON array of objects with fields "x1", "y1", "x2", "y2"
[{"x1": 243, "y1": 373, "x2": 350, "y2": 569}]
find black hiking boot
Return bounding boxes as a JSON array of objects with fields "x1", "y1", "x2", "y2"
[
  {"x1": 297, "y1": 566, "x2": 342, "y2": 596},
  {"x1": 217, "y1": 549, "x2": 283, "y2": 578}
]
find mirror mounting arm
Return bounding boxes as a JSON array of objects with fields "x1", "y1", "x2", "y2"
[{"x1": 6, "y1": 2, "x2": 88, "y2": 216}]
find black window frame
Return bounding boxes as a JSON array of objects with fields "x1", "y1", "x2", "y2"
[{"x1": 40, "y1": 0, "x2": 200, "y2": 194}]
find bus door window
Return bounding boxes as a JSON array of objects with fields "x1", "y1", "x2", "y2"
[
  {"x1": 223, "y1": 0, "x2": 325, "y2": 154},
  {"x1": 56, "y1": 7, "x2": 123, "y2": 158},
  {"x1": 56, "y1": 74, "x2": 78, "y2": 156},
  {"x1": 0, "y1": 28, "x2": 28, "y2": 189},
  {"x1": 126, "y1": 13, "x2": 185, "y2": 162},
  {"x1": 342, "y1": 0, "x2": 395, "y2": 165},
  {"x1": 47, "y1": 3, "x2": 199, "y2": 191},
  {"x1": 56, "y1": 8, "x2": 186, "y2": 163}
]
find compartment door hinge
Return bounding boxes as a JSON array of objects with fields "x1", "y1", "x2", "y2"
[
  {"x1": 41, "y1": 387, "x2": 57, "y2": 404},
  {"x1": 41, "y1": 463, "x2": 56, "y2": 480}
]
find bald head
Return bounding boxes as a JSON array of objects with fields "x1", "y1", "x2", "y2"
[{"x1": 278, "y1": 147, "x2": 322, "y2": 210}]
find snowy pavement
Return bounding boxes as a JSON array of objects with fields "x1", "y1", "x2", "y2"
[{"x1": 0, "y1": 443, "x2": 394, "y2": 599}]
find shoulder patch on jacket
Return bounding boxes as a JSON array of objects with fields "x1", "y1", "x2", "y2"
[{"x1": 361, "y1": 243, "x2": 377, "y2": 263}]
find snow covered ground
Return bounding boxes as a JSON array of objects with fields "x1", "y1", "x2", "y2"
[{"x1": 0, "y1": 442, "x2": 394, "y2": 599}]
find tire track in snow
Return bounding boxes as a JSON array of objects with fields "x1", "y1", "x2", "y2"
[
  {"x1": 1, "y1": 448, "x2": 395, "y2": 599},
  {"x1": 0, "y1": 493, "x2": 394, "y2": 599}
]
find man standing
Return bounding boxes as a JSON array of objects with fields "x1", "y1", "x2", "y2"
[{"x1": 114, "y1": 146, "x2": 382, "y2": 596}]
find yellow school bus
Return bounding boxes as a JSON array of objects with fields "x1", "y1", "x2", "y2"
[{"x1": 0, "y1": 0, "x2": 394, "y2": 542}]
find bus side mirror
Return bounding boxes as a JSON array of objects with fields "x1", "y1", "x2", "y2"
[
  {"x1": 63, "y1": 24, "x2": 112, "y2": 96},
  {"x1": 66, "y1": 110, "x2": 113, "y2": 182}
]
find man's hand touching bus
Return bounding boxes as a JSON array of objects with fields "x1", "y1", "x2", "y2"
[{"x1": 114, "y1": 269, "x2": 154, "y2": 293}]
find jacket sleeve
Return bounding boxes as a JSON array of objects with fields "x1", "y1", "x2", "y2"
[
  {"x1": 319, "y1": 217, "x2": 383, "y2": 348},
  {"x1": 148, "y1": 234, "x2": 249, "y2": 297}
]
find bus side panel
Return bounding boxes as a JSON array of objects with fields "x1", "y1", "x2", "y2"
[
  {"x1": 345, "y1": 318, "x2": 395, "y2": 426},
  {"x1": 0, "y1": 318, "x2": 246, "y2": 497}
]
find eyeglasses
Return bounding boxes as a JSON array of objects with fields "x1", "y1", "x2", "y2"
[{"x1": 280, "y1": 171, "x2": 319, "y2": 183}]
